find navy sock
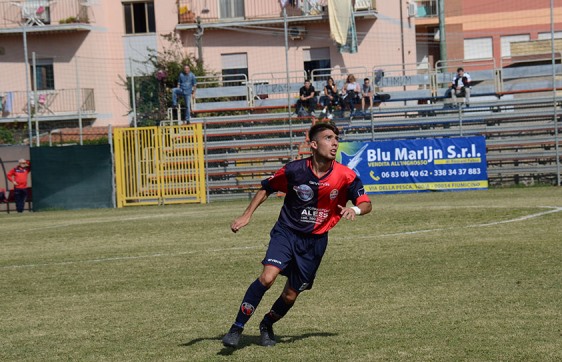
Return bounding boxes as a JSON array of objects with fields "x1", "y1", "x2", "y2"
[
  {"x1": 263, "y1": 295, "x2": 295, "y2": 325},
  {"x1": 233, "y1": 279, "x2": 269, "y2": 328}
]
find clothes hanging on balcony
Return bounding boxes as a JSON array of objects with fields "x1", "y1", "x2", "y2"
[
  {"x1": 328, "y1": 0, "x2": 349, "y2": 44},
  {"x1": 279, "y1": 0, "x2": 297, "y2": 8},
  {"x1": 328, "y1": 0, "x2": 357, "y2": 53},
  {"x1": 339, "y1": 7, "x2": 358, "y2": 54},
  {"x1": 4, "y1": 92, "x2": 13, "y2": 113}
]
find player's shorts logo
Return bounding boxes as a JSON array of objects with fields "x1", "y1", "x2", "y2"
[
  {"x1": 293, "y1": 184, "x2": 314, "y2": 201},
  {"x1": 298, "y1": 283, "x2": 309, "y2": 291},
  {"x1": 241, "y1": 302, "x2": 255, "y2": 316},
  {"x1": 330, "y1": 189, "x2": 338, "y2": 200}
]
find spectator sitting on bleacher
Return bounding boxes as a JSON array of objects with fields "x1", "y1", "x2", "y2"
[
  {"x1": 342, "y1": 74, "x2": 361, "y2": 115},
  {"x1": 296, "y1": 79, "x2": 317, "y2": 117},
  {"x1": 320, "y1": 77, "x2": 339, "y2": 115},
  {"x1": 448, "y1": 67, "x2": 471, "y2": 107},
  {"x1": 361, "y1": 78, "x2": 373, "y2": 112},
  {"x1": 7, "y1": 159, "x2": 31, "y2": 213}
]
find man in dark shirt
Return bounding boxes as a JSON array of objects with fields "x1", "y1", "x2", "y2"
[
  {"x1": 222, "y1": 122, "x2": 372, "y2": 348},
  {"x1": 296, "y1": 79, "x2": 317, "y2": 116},
  {"x1": 450, "y1": 67, "x2": 471, "y2": 106},
  {"x1": 172, "y1": 65, "x2": 197, "y2": 123}
]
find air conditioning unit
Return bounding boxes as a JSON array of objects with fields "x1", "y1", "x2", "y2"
[
  {"x1": 408, "y1": 3, "x2": 417, "y2": 17},
  {"x1": 289, "y1": 26, "x2": 306, "y2": 40}
]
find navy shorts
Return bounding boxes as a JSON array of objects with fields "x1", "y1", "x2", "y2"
[{"x1": 262, "y1": 222, "x2": 328, "y2": 292}]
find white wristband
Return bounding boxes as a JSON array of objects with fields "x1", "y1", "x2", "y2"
[{"x1": 351, "y1": 206, "x2": 361, "y2": 215}]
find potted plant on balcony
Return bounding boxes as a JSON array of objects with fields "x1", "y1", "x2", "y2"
[{"x1": 178, "y1": 5, "x2": 196, "y2": 23}]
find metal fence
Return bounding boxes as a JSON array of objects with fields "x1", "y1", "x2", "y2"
[
  {"x1": 113, "y1": 124, "x2": 206, "y2": 207},
  {"x1": 0, "y1": 0, "x2": 90, "y2": 28}
]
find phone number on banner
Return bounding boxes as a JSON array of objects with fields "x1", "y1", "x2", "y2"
[{"x1": 380, "y1": 168, "x2": 482, "y2": 179}]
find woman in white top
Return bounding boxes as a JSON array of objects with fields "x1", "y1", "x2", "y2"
[{"x1": 342, "y1": 74, "x2": 361, "y2": 113}]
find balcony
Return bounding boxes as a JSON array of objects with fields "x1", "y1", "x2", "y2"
[
  {"x1": 0, "y1": 88, "x2": 96, "y2": 123},
  {"x1": 413, "y1": 0, "x2": 438, "y2": 18},
  {"x1": 176, "y1": 0, "x2": 376, "y2": 30},
  {"x1": 0, "y1": 0, "x2": 93, "y2": 34}
]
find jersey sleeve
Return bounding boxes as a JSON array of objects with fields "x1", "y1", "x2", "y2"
[
  {"x1": 261, "y1": 166, "x2": 288, "y2": 194},
  {"x1": 7, "y1": 168, "x2": 15, "y2": 181},
  {"x1": 347, "y1": 175, "x2": 370, "y2": 205}
]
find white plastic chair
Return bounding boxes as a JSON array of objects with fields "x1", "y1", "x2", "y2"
[{"x1": 37, "y1": 92, "x2": 57, "y2": 115}]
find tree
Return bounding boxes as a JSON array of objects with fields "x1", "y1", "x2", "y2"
[
  {"x1": 123, "y1": 32, "x2": 210, "y2": 127},
  {"x1": 0, "y1": 125, "x2": 16, "y2": 145}
]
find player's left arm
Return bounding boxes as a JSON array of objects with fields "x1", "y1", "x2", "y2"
[
  {"x1": 339, "y1": 176, "x2": 372, "y2": 220},
  {"x1": 338, "y1": 200, "x2": 371, "y2": 220}
]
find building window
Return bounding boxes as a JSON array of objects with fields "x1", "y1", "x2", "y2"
[
  {"x1": 221, "y1": 53, "x2": 248, "y2": 87},
  {"x1": 538, "y1": 31, "x2": 562, "y2": 40},
  {"x1": 123, "y1": 1, "x2": 155, "y2": 34},
  {"x1": 464, "y1": 37, "x2": 493, "y2": 60},
  {"x1": 31, "y1": 59, "x2": 55, "y2": 91},
  {"x1": 501, "y1": 34, "x2": 530, "y2": 58},
  {"x1": 303, "y1": 47, "x2": 331, "y2": 81},
  {"x1": 220, "y1": 0, "x2": 244, "y2": 19}
]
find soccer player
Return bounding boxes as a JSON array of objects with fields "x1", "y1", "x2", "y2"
[{"x1": 222, "y1": 122, "x2": 372, "y2": 348}]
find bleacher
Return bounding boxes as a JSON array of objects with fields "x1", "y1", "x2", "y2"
[{"x1": 165, "y1": 60, "x2": 561, "y2": 198}]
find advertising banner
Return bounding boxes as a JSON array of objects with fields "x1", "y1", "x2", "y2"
[{"x1": 337, "y1": 137, "x2": 488, "y2": 193}]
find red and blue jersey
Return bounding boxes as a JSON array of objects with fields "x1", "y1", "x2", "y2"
[{"x1": 261, "y1": 157, "x2": 370, "y2": 235}]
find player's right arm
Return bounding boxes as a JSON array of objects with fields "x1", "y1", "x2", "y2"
[
  {"x1": 231, "y1": 189, "x2": 269, "y2": 233},
  {"x1": 6, "y1": 168, "x2": 17, "y2": 186}
]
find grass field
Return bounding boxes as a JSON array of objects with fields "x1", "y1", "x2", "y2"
[{"x1": 1, "y1": 187, "x2": 561, "y2": 361}]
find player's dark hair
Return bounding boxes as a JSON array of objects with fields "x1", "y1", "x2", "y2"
[
  {"x1": 309, "y1": 122, "x2": 339, "y2": 141},
  {"x1": 457, "y1": 67, "x2": 464, "y2": 72}
]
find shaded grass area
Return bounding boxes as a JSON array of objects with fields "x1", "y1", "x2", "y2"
[{"x1": 1, "y1": 188, "x2": 561, "y2": 361}]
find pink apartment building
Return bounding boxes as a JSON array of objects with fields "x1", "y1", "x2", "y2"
[
  {"x1": 414, "y1": 0, "x2": 562, "y2": 71},
  {"x1": 0, "y1": 0, "x2": 416, "y2": 128}
]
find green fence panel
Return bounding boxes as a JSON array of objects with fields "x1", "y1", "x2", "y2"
[{"x1": 30, "y1": 145, "x2": 113, "y2": 210}]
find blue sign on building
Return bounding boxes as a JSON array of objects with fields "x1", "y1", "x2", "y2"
[{"x1": 337, "y1": 137, "x2": 488, "y2": 193}]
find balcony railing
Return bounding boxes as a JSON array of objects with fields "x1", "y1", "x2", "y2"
[
  {"x1": 0, "y1": 0, "x2": 91, "y2": 29},
  {"x1": 177, "y1": 0, "x2": 376, "y2": 25},
  {"x1": 0, "y1": 88, "x2": 95, "y2": 119}
]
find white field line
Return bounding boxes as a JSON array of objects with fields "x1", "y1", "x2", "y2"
[
  {"x1": 2, "y1": 206, "x2": 561, "y2": 270},
  {"x1": 365, "y1": 206, "x2": 562, "y2": 239},
  {"x1": 23, "y1": 211, "x2": 211, "y2": 232},
  {"x1": 1, "y1": 246, "x2": 263, "y2": 270},
  {"x1": 466, "y1": 206, "x2": 562, "y2": 227}
]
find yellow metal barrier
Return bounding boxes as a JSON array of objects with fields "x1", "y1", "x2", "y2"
[{"x1": 114, "y1": 124, "x2": 206, "y2": 207}]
